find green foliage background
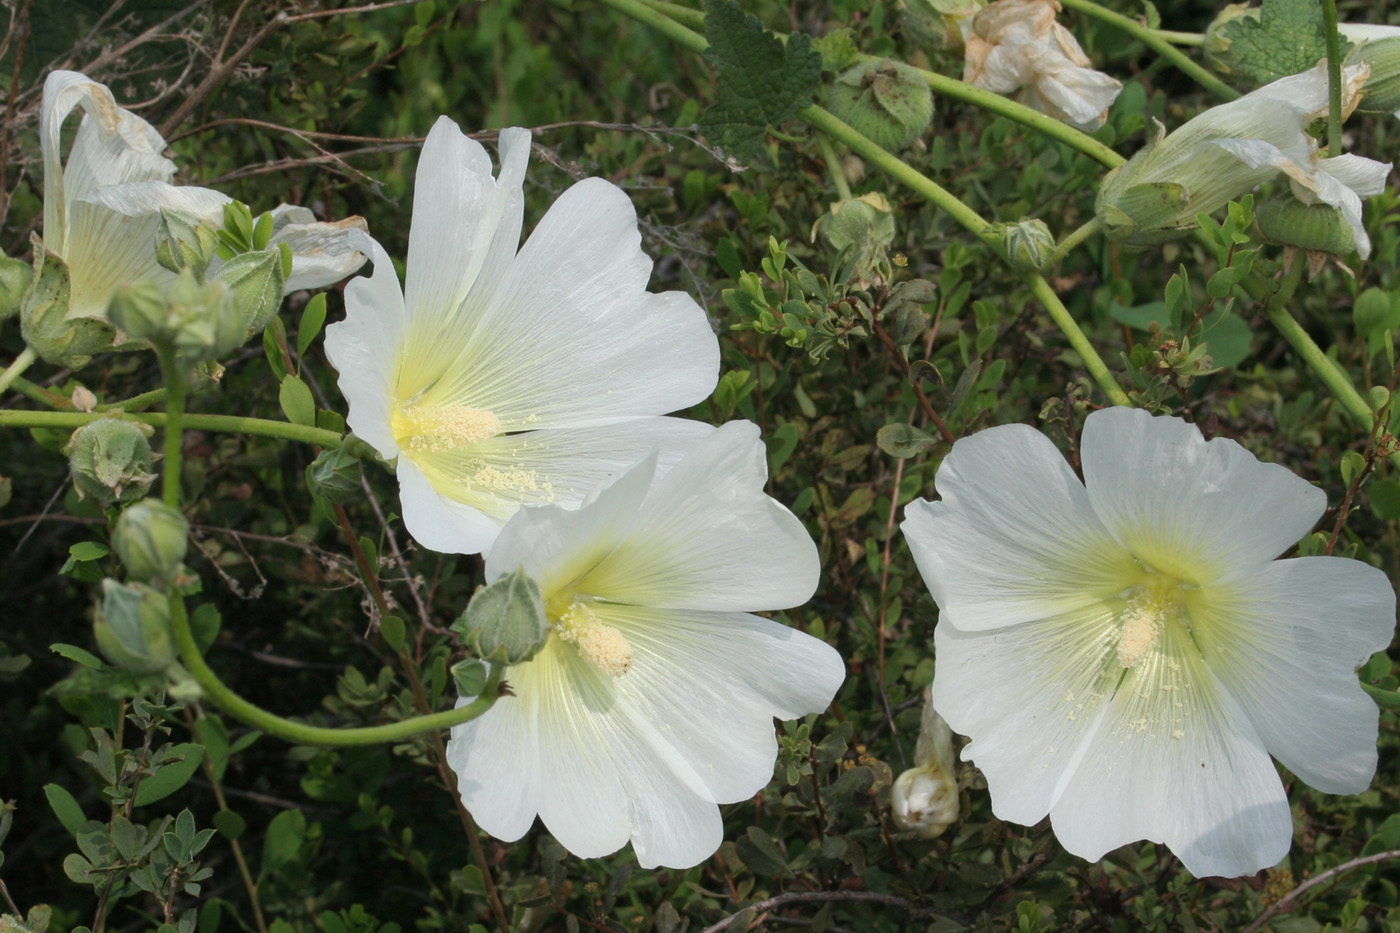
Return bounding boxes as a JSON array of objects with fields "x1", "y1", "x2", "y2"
[{"x1": 1, "y1": 0, "x2": 1399, "y2": 931}]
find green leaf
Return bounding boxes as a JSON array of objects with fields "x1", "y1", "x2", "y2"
[
  {"x1": 44, "y1": 783, "x2": 87, "y2": 836},
  {"x1": 212, "y1": 809, "x2": 247, "y2": 841},
  {"x1": 279, "y1": 375, "x2": 316, "y2": 427},
  {"x1": 50, "y1": 642, "x2": 107, "y2": 669},
  {"x1": 261, "y1": 808, "x2": 307, "y2": 876},
  {"x1": 1197, "y1": 310, "x2": 1252, "y2": 370},
  {"x1": 1371, "y1": 478, "x2": 1400, "y2": 520},
  {"x1": 876, "y1": 422, "x2": 939, "y2": 459},
  {"x1": 1215, "y1": 0, "x2": 1351, "y2": 86},
  {"x1": 380, "y1": 615, "x2": 405, "y2": 653},
  {"x1": 134, "y1": 743, "x2": 205, "y2": 806},
  {"x1": 297, "y1": 293, "x2": 328, "y2": 360},
  {"x1": 698, "y1": 0, "x2": 822, "y2": 164}
]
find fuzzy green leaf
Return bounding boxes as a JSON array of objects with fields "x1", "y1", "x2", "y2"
[
  {"x1": 1216, "y1": 0, "x2": 1350, "y2": 86},
  {"x1": 699, "y1": 0, "x2": 822, "y2": 164}
]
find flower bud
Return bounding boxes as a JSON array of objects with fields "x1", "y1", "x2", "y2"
[
  {"x1": 890, "y1": 685, "x2": 960, "y2": 838},
  {"x1": 813, "y1": 192, "x2": 896, "y2": 286},
  {"x1": 1256, "y1": 198, "x2": 1357, "y2": 256},
  {"x1": 305, "y1": 445, "x2": 364, "y2": 504},
  {"x1": 155, "y1": 208, "x2": 220, "y2": 277},
  {"x1": 66, "y1": 419, "x2": 156, "y2": 506},
  {"x1": 1340, "y1": 26, "x2": 1400, "y2": 116},
  {"x1": 165, "y1": 270, "x2": 241, "y2": 360},
  {"x1": 994, "y1": 217, "x2": 1057, "y2": 272},
  {"x1": 111, "y1": 499, "x2": 189, "y2": 583},
  {"x1": 902, "y1": 0, "x2": 984, "y2": 47},
  {"x1": 95, "y1": 579, "x2": 175, "y2": 674},
  {"x1": 452, "y1": 566, "x2": 550, "y2": 666},
  {"x1": 106, "y1": 280, "x2": 171, "y2": 342},
  {"x1": 827, "y1": 59, "x2": 935, "y2": 151},
  {"x1": 212, "y1": 248, "x2": 286, "y2": 339}
]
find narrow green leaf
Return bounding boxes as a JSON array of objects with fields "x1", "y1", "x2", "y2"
[
  {"x1": 296, "y1": 294, "x2": 328, "y2": 359},
  {"x1": 133, "y1": 743, "x2": 205, "y2": 806},
  {"x1": 279, "y1": 375, "x2": 316, "y2": 427},
  {"x1": 44, "y1": 783, "x2": 87, "y2": 836}
]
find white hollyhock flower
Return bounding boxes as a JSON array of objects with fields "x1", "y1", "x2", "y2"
[
  {"x1": 323, "y1": 116, "x2": 721, "y2": 556},
  {"x1": 901, "y1": 407, "x2": 1396, "y2": 878},
  {"x1": 40, "y1": 70, "x2": 367, "y2": 322},
  {"x1": 963, "y1": 0, "x2": 1122, "y2": 130},
  {"x1": 445, "y1": 421, "x2": 845, "y2": 868}
]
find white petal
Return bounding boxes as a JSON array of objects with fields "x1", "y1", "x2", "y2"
[
  {"x1": 266, "y1": 204, "x2": 369, "y2": 291},
  {"x1": 41, "y1": 71, "x2": 173, "y2": 250},
  {"x1": 604, "y1": 604, "x2": 845, "y2": 804},
  {"x1": 62, "y1": 181, "x2": 228, "y2": 320},
  {"x1": 1049, "y1": 624, "x2": 1292, "y2": 878},
  {"x1": 1081, "y1": 407, "x2": 1325, "y2": 584},
  {"x1": 1322, "y1": 153, "x2": 1394, "y2": 197},
  {"x1": 396, "y1": 455, "x2": 509, "y2": 556},
  {"x1": 1029, "y1": 61, "x2": 1121, "y2": 129},
  {"x1": 901, "y1": 422, "x2": 1138, "y2": 631},
  {"x1": 403, "y1": 417, "x2": 713, "y2": 555},
  {"x1": 324, "y1": 231, "x2": 406, "y2": 458},
  {"x1": 414, "y1": 179, "x2": 719, "y2": 429},
  {"x1": 400, "y1": 119, "x2": 529, "y2": 381},
  {"x1": 446, "y1": 691, "x2": 542, "y2": 843},
  {"x1": 932, "y1": 603, "x2": 1124, "y2": 827},
  {"x1": 1195, "y1": 557, "x2": 1395, "y2": 794},
  {"x1": 579, "y1": 421, "x2": 819, "y2": 611}
]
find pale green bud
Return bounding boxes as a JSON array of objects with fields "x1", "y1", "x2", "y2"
[
  {"x1": 452, "y1": 567, "x2": 549, "y2": 666},
  {"x1": 827, "y1": 59, "x2": 934, "y2": 151},
  {"x1": 165, "y1": 270, "x2": 240, "y2": 360},
  {"x1": 1341, "y1": 26, "x2": 1400, "y2": 116},
  {"x1": 106, "y1": 280, "x2": 171, "y2": 342},
  {"x1": 1256, "y1": 198, "x2": 1357, "y2": 256},
  {"x1": 305, "y1": 445, "x2": 364, "y2": 504},
  {"x1": 111, "y1": 499, "x2": 189, "y2": 583},
  {"x1": 66, "y1": 419, "x2": 156, "y2": 506},
  {"x1": 212, "y1": 248, "x2": 286, "y2": 339},
  {"x1": 95, "y1": 579, "x2": 175, "y2": 674},
  {"x1": 155, "y1": 208, "x2": 220, "y2": 277},
  {"x1": 19, "y1": 240, "x2": 118, "y2": 367},
  {"x1": 814, "y1": 192, "x2": 897, "y2": 285},
  {"x1": 995, "y1": 217, "x2": 1057, "y2": 272}
]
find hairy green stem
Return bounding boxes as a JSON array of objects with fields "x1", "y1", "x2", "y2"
[
  {"x1": 1154, "y1": 29, "x2": 1204, "y2": 47},
  {"x1": 1047, "y1": 216, "x2": 1105, "y2": 267},
  {"x1": 0, "y1": 409, "x2": 345, "y2": 448},
  {"x1": 1057, "y1": 0, "x2": 1239, "y2": 100},
  {"x1": 156, "y1": 346, "x2": 185, "y2": 508},
  {"x1": 171, "y1": 595, "x2": 504, "y2": 746},
  {"x1": 1321, "y1": 0, "x2": 1343, "y2": 154},
  {"x1": 98, "y1": 386, "x2": 168, "y2": 412},
  {"x1": 6, "y1": 373, "x2": 67, "y2": 408},
  {"x1": 817, "y1": 134, "x2": 853, "y2": 201},
  {"x1": 0, "y1": 346, "x2": 37, "y2": 396}
]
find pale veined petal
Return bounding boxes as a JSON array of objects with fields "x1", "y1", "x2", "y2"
[
  {"x1": 1193, "y1": 557, "x2": 1394, "y2": 794},
  {"x1": 396, "y1": 455, "x2": 513, "y2": 557},
  {"x1": 416, "y1": 178, "x2": 719, "y2": 429},
  {"x1": 445, "y1": 687, "x2": 543, "y2": 844},
  {"x1": 902, "y1": 422, "x2": 1139, "y2": 631},
  {"x1": 578, "y1": 421, "x2": 818, "y2": 611},
  {"x1": 265, "y1": 204, "x2": 369, "y2": 291},
  {"x1": 62, "y1": 181, "x2": 229, "y2": 320},
  {"x1": 485, "y1": 452, "x2": 658, "y2": 595},
  {"x1": 400, "y1": 416, "x2": 713, "y2": 555},
  {"x1": 1048, "y1": 623, "x2": 1292, "y2": 878},
  {"x1": 601, "y1": 604, "x2": 845, "y2": 803},
  {"x1": 324, "y1": 231, "x2": 407, "y2": 458},
  {"x1": 41, "y1": 71, "x2": 174, "y2": 249},
  {"x1": 930, "y1": 601, "x2": 1123, "y2": 826},
  {"x1": 1081, "y1": 407, "x2": 1324, "y2": 584},
  {"x1": 399, "y1": 119, "x2": 529, "y2": 394},
  {"x1": 1320, "y1": 153, "x2": 1393, "y2": 197}
]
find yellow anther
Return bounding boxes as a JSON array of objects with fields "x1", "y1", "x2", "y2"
[
  {"x1": 555, "y1": 599, "x2": 633, "y2": 677},
  {"x1": 392, "y1": 403, "x2": 500, "y2": 453}
]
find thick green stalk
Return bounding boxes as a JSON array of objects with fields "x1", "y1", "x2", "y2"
[
  {"x1": 1057, "y1": 0, "x2": 1239, "y2": 100},
  {"x1": 156, "y1": 345, "x2": 185, "y2": 508},
  {"x1": 1047, "y1": 216, "x2": 1105, "y2": 267},
  {"x1": 0, "y1": 409, "x2": 345, "y2": 448},
  {"x1": 171, "y1": 594, "x2": 503, "y2": 746},
  {"x1": 0, "y1": 346, "x2": 37, "y2": 396},
  {"x1": 1321, "y1": 0, "x2": 1343, "y2": 154}
]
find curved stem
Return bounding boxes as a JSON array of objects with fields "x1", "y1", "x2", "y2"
[
  {"x1": 1058, "y1": 0, "x2": 1239, "y2": 100},
  {"x1": 817, "y1": 134, "x2": 853, "y2": 201},
  {"x1": 0, "y1": 346, "x2": 37, "y2": 396},
  {"x1": 171, "y1": 594, "x2": 504, "y2": 746},
  {"x1": 0, "y1": 409, "x2": 345, "y2": 448},
  {"x1": 1046, "y1": 216, "x2": 1104, "y2": 267}
]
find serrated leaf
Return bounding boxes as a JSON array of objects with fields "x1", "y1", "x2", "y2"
[
  {"x1": 1217, "y1": 0, "x2": 1351, "y2": 86},
  {"x1": 699, "y1": 0, "x2": 822, "y2": 164}
]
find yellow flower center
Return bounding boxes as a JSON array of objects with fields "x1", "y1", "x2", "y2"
[
  {"x1": 1115, "y1": 574, "x2": 1188, "y2": 669},
  {"x1": 547, "y1": 594, "x2": 633, "y2": 677},
  {"x1": 391, "y1": 402, "x2": 500, "y2": 453}
]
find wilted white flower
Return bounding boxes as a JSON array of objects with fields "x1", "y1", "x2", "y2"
[
  {"x1": 902, "y1": 407, "x2": 1396, "y2": 878},
  {"x1": 445, "y1": 421, "x2": 845, "y2": 868},
  {"x1": 963, "y1": 0, "x2": 1122, "y2": 130},
  {"x1": 323, "y1": 116, "x2": 720, "y2": 556},
  {"x1": 890, "y1": 684, "x2": 960, "y2": 838},
  {"x1": 38, "y1": 71, "x2": 367, "y2": 323},
  {"x1": 1097, "y1": 62, "x2": 1388, "y2": 250}
]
